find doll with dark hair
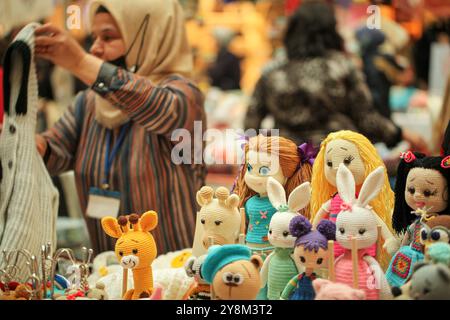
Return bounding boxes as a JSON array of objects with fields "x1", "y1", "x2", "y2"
[
  {"x1": 280, "y1": 215, "x2": 335, "y2": 300},
  {"x1": 386, "y1": 151, "x2": 450, "y2": 287}
]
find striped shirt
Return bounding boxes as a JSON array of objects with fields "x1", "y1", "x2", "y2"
[{"x1": 41, "y1": 63, "x2": 206, "y2": 255}]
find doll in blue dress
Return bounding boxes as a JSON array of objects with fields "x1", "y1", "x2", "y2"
[{"x1": 280, "y1": 215, "x2": 336, "y2": 300}]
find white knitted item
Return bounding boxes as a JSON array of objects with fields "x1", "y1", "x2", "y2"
[{"x1": 0, "y1": 23, "x2": 59, "y2": 279}]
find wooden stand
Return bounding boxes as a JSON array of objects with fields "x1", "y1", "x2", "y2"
[
  {"x1": 122, "y1": 269, "x2": 128, "y2": 298},
  {"x1": 327, "y1": 240, "x2": 335, "y2": 281},
  {"x1": 240, "y1": 207, "x2": 246, "y2": 236},
  {"x1": 376, "y1": 225, "x2": 382, "y2": 262},
  {"x1": 351, "y1": 237, "x2": 359, "y2": 289},
  {"x1": 208, "y1": 236, "x2": 216, "y2": 300}
]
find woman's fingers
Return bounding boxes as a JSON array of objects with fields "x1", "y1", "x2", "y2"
[
  {"x1": 35, "y1": 35, "x2": 58, "y2": 47},
  {"x1": 34, "y1": 23, "x2": 61, "y2": 37}
]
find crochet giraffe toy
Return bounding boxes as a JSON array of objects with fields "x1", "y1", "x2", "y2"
[{"x1": 101, "y1": 211, "x2": 158, "y2": 300}]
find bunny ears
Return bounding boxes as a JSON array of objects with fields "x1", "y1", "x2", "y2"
[
  {"x1": 267, "y1": 177, "x2": 311, "y2": 213},
  {"x1": 337, "y1": 163, "x2": 385, "y2": 210}
]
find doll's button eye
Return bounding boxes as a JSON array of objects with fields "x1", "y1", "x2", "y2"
[
  {"x1": 215, "y1": 220, "x2": 223, "y2": 226},
  {"x1": 421, "y1": 230, "x2": 428, "y2": 241},
  {"x1": 423, "y1": 190, "x2": 433, "y2": 197},
  {"x1": 233, "y1": 274, "x2": 244, "y2": 284},
  {"x1": 132, "y1": 249, "x2": 138, "y2": 255},
  {"x1": 283, "y1": 231, "x2": 289, "y2": 237},
  {"x1": 119, "y1": 251, "x2": 123, "y2": 256},
  {"x1": 269, "y1": 230, "x2": 272, "y2": 235},
  {"x1": 201, "y1": 219, "x2": 205, "y2": 224},
  {"x1": 326, "y1": 161, "x2": 333, "y2": 168},
  {"x1": 222, "y1": 272, "x2": 233, "y2": 283},
  {"x1": 407, "y1": 187, "x2": 415, "y2": 195},
  {"x1": 431, "y1": 231, "x2": 441, "y2": 241},
  {"x1": 247, "y1": 163, "x2": 253, "y2": 172},
  {"x1": 339, "y1": 228, "x2": 345, "y2": 234},
  {"x1": 300, "y1": 256, "x2": 306, "y2": 263},
  {"x1": 359, "y1": 228, "x2": 366, "y2": 235},
  {"x1": 316, "y1": 258, "x2": 323, "y2": 265}
]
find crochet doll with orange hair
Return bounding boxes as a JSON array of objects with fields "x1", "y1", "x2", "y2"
[
  {"x1": 233, "y1": 135, "x2": 313, "y2": 252},
  {"x1": 232, "y1": 134, "x2": 313, "y2": 299},
  {"x1": 310, "y1": 130, "x2": 398, "y2": 268}
]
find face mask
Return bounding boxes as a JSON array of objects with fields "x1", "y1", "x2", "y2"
[{"x1": 108, "y1": 55, "x2": 128, "y2": 70}]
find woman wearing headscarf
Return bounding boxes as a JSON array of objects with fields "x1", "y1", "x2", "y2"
[{"x1": 34, "y1": 0, "x2": 206, "y2": 255}]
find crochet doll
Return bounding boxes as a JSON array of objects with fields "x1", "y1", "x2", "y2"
[
  {"x1": 202, "y1": 245, "x2": 263, "y2": 300},
  {"x1": 260, "y1": 178, "x2": 311, "y2": 300},
  {"x1": 421, "y1": 215, "x2": 450, "y2": 253},
  {"x1": 310, "y1": 130, "x2": 398, "y2": 268},
  {"x1": 387, "y1": 152, "x2": 450, "y2": 287},
  {"x1": 196, "y1": 186, "x2": 242, "y2": 249},
  {"x1": 280, "y1": 216, "x2": 335, "y2": 300},
  {"x1": 233, "y1": 135, "x2": 313, "y2": 298},
  {"x1": 101, "y1": 211, "x2": 158, "y2": 300},
  {"x1": 233, "y1": 135, "x2": 313, "y2": 252},
  {"x1": 334, "y1": 164, "x2": 392, "y2": 300}
]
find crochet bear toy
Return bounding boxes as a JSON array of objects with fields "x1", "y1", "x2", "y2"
[{"x1": 202, "y1": 244, "x2": 263, "y2": 300}]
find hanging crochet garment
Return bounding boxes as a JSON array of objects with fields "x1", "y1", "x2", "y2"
[
  {"x1": 0, "y1": 23, "x2": 59, "y2": 279},
  {"x1": 385, "y1": 219, "x2": 424, "y2": 287}
]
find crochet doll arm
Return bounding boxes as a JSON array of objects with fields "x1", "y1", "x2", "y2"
[
  {"x1": 363, "y1": 255, "x2": 393, "y2": 300},
  {"x1": 244, "y1": 76, "x2": 269, "y2": 132},
  {"x1": 280, "y1": 274, "x2": 298, "y2": 300},
  {"x1": 373, "y1": 211, "x2": 401, "y2": 256},
  {"x1": 91, "y1": 63, "x2": 204, "y2": 137},
  {"x1": 40, "y1": 91, "x2": 85, "y2": 176},
  {"x1": 260, "y1": 251, "x2": 274, "y2": 288},
  {"x1": 344, "y1": 63, "x2": 402, "y2": 148},
  {"x1": 312, "y1": 200, "x2": 331, "y2": 228}
]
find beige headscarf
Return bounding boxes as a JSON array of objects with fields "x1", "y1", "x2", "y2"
[{"x1": 89, "y1": 0, "x2": 194, "y2": 129}]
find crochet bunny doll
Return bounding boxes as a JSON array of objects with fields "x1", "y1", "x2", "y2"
[
  {"x1": 334, "y1": 163, "x2": 392, "y2": 300},
  {"x1": 386, "y1": 152, "x2": 450, "y2": 287},
  {"x1": 260, "y1": 177, "x2": 311, "y2": 300},
  {"x1": 280, "y1": 216, "x2": 336, "y2": 300},
  {"x1": 310, "y1": 131, "x2": 398, "y2": 269}
]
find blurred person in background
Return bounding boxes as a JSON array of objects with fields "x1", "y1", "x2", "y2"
[
  {"x1": 355, "y1": 27, "x2": 413, "y2": 119},
  {"x1": 31, "y1": 0, "x2": 206, "y2": 255},
  {"x1": 207, "y1": 27, "x2": 242, "y2": 91},
  {"x1": 244, "y1": 1, "x2": 428, "y2": 153}
]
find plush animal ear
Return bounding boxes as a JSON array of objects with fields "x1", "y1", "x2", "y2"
[
  {"x1": 196, "y1": 186, "x2": 214, "y2": 207},
  {"x1": 250, "y1": 255, "x2": 263, "y2": 271},
  {"x1": 225, "y1": 194, "x2": 240, "y2": 209},
  {"x1": 101, "y1": 217, "x2": 122, "y2": 239},
  {"x1": 288, "y1": 182, "x2": 311, "y2": 213},
  {"x1": 357, "y1": 166, "x2": 385, "y2": 208},
  {"x1": 412, "y1": 262, "x2": 428, "y2": 274},
  {"x1": 267, "y1": 177, "x2": 287, "y2": 210},
  {"x1": 336, "y1": 163, "x2": 356, "y2": 204},
  {"x1": 312, "y1": 278, "x2": 331, "y2": 293},
  {"x1": 437, "y1": 265, "x2": 450, "y2": 283},
  {"x1": 140, "y1": 211, "x2": 158, "y2": 232}
]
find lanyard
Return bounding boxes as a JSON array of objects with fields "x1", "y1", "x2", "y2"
[{"x1": 102, "y1": 122, "x2": 130, "y2": 189}]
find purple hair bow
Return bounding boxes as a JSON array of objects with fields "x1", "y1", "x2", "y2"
[{"x1": 298, "y1": 142, "x2": 317, "y2": 166}]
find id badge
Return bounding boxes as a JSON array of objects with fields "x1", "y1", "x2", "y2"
[{"x1": 86, "y1": 187, "x2": 121, "y2": 219}]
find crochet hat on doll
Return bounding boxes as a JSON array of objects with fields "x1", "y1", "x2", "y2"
[{"x1": 202, "y1": 244, "x2": 251, "y2": 283}]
